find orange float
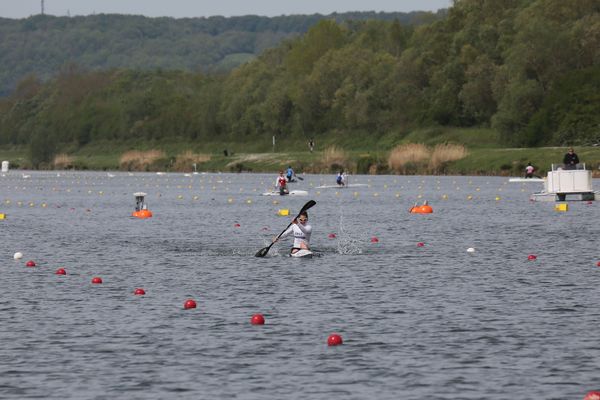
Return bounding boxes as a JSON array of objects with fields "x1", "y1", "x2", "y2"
[
  {"x1": 132, "y1": 209, "x2": 153, "y2": 219},
  {"x1": 410, "y1": 202, "x2": 433, "y2": 214},
  {"x1": 132, "y1": 192, "x2": 153, "y2": 219}
]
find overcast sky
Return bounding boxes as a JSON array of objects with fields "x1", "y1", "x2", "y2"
[{"x1": 0, "y1": 0, "x2": 452, "y2": 19}]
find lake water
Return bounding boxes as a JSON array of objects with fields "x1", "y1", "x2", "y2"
[{"x1": 1, "y1": 171, "x2": 599, "y2": 399}]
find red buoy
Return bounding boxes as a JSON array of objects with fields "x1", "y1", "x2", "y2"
[
  {"x1": 327, "y1": 333, "x2": 343, "y2": 346},
  {"x1": 55, "y1": 268, "x2": 66, "y2": 275},
  {"x1": 597, "y1": 261, "x2": 600, "y2": 267},
  {"x1": 91, "y1": 277, "x2": 103, "y2": 284},
  {"x1": 134, "y1": 288, "x2": 146, "y2": 296},
  {"x1": 328, "y1": 233, "x2": 337, "y2": 239},
  {"x1": 250, "y1": 314, "x2": 265, "y2": 325},
  {"x1": 184, "y1": 299, "x2": 197, "y2": 309},
  {"x1": 417, "y1": 242, "x2": 425, "y2": 247},
  {"x1": 370, "y1": 237, "x2": 379, "y2": 243},
  {"x1": 26, "y1": 260, "x2": 36, "y2": 267},
  {"x1": 234, "y1": 223, "x2": 241, "y2": 228},
  {"x1": 528, "y1": 254, "x2": 537, "y2": 261},
  {"x1": 584, "y1": 391, "x2": 600, "y2": 400}
]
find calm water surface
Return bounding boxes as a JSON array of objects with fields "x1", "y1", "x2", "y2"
[{"x1": 1, "y1": 171, "x2": 599, "y2": 399}]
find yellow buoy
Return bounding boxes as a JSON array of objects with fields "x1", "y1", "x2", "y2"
[
  {"x1": 0, "y1": 213, "x2": 6, "y2": 219},
  {"x1": 555, "y1": 203, "x2": 568, "y2": 212},
  {"x1": 277, "y1": 209, "x2": 290, "y2": 216}
]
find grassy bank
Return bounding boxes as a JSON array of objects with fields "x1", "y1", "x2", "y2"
[{"x1": 2, "y1": 128, "x2": 600, "y2": 176}]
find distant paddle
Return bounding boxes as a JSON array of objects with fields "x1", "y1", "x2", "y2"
[
  {"x1": 255, "y1": 200, "x2": 316, "y2": 257},
  {"x1": 296, "y1": 176, "x2": 304, "y2": 181}
]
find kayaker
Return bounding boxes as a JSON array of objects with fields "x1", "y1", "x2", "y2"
[
  {"x1": 274, "y1": 211, "x2": 312, "y2": 254},
  {"x1": 286, "y1": 166, "x2": 296, "y2": 182},
  {"x1": 276, "y1": 171, "x2": 289, "y2": 195},
  {"x1": 336, "y1": 171, "x2": 346, "y2": 187},
  {"x1": 525, "y1": 162, "x2": 535, "y2": 178},
  {"x1": 563, "y1": 147, "x2": 579, "y2": 170}
]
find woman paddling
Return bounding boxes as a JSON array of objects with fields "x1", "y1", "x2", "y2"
[{"x1": 273, "y1": 211, "x2": 312, "y2": 255}]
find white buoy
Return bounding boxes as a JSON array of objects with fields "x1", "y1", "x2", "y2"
[
  {"x1": 1, "y1": 161, "x2": 8, "y2": 173},
  {"x1": 467, "y1": 248, "x2": 475, "y2": 253},
  {"x1": 13, "y1": 252, "x2": 23, "y2": 260}
]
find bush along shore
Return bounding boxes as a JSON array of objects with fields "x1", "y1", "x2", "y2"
[{"x1": 2, "y1": 143, "x2": 600, "y2": 177}]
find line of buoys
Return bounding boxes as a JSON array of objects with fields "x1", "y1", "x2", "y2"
[{"x1": 250, "y1": 314, "x2": 265, "y2": 325}]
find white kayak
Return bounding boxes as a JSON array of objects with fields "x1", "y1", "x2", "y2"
[
  {"x1": 262, "y1": 190, "x2": 308, "y2": 196},
  {"x1": 315, "y1": 183, "x2": 369, "y2": 189},
  {"x1": 290, "y1": 249, "x2": 313, "y2": 258},
  {"x1": 508, "y1": 178, "x2": 544, "y2": 183}
]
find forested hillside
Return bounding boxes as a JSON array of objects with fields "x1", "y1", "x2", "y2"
[
  {"x1": 0, "y1": 0, "x2": 599, "y2": 168},
  {"x1": 0, "y1": 11, "x2": 440, "y2": 95}
]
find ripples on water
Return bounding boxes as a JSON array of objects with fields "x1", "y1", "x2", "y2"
[{"x1": 1, "y1": 171, "x2": 599, "y2": 399}]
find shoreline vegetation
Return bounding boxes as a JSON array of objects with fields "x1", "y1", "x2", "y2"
[{"x1": 2, "y1": 140, "x2": 600, "y2": 177}]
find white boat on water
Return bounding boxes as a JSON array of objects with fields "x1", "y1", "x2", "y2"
[
  {"x1": 530, "y1": 163, "x2": 596, "y2": 201},
  {"x1": 262, "y1": 190, "x2": 308, "y2": 196},
  {"x1": 508, "y1": 177, "x2": 545, "y2": 183},
  {"x1": 315, "y1": 183, "x2": 368, "y2": 189},
  {"x1": 290, "y1": 249, "x2": 313, "y2": 258}
]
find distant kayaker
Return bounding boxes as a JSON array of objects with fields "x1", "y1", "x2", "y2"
[
  {"x1": 336, "y1": 171, "x2": 346, "y2": 187},
  {"x1": 525, "y1": 162, "x2": 535, "y2": 178},
  {"x1": 276, "y1": 171, "x2": 289, "y2": 195},
  {"x1": 286, "y1": 166, "x2": 296, "y2": 182},
  {"x1": 274, "y1": 211, "x2": 312, "y2": 254},
  {"x1": 563, "y1": 147, "x2": 579, "y2": 170}
]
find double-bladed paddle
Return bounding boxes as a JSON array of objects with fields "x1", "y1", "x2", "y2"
[{"x1": 255, "y1": 200, "x2": 316, "y2": 257}]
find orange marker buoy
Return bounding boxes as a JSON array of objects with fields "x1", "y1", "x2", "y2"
[
  {"x1": 327, "y1": 333, "x2": 343, "y2": 346},
  {"x1": 250, "y1": 314, "x2": 265, "y2": 325},
  {"x1": 91, "y1": 277, "x2": 103, "y2": 284},
  {"x1": 410, "y1": 201, "x2": 433, "y2": 214},
  {"x1": 528, "y1": 254, "x2": 537, "y2": 261},
  {"x1": 55, "y1": 268, "x2": 66, "y2": 275},
  {"x1": 26, "y1": 260, "x2": 36, "y2": 267},
  {"x1": 132, "y1": 209, "x2": 153, "y2": 219},
  {"x1": 134, "y1": 288, "x2": 146, "y2": 296},
  {"x1": 184, "y1": 299, "x2": 197, "y2": 309}
]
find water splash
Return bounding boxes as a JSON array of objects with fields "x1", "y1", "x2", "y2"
[{"x1": 336, "y1": 212, "x2": 364, "y2": 255}]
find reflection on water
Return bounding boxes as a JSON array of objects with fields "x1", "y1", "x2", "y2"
[{"x1": 1, "y1": 171, "x2": 599, "y2": 399}]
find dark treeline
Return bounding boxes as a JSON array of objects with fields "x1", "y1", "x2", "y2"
[
  {"x1": 0, "y1": 0, "x2": 599, "y2": 167},
  {"x1": 0, "y1": 10, "x2": 441, "y2": 95}
]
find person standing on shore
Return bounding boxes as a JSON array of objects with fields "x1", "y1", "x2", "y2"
[
  {"x1": 308, "y1": 139, "x2": 315, "y2": 153},
  {"x1": 563, "y1": 147, "x2": 579, "y2": 169}
]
